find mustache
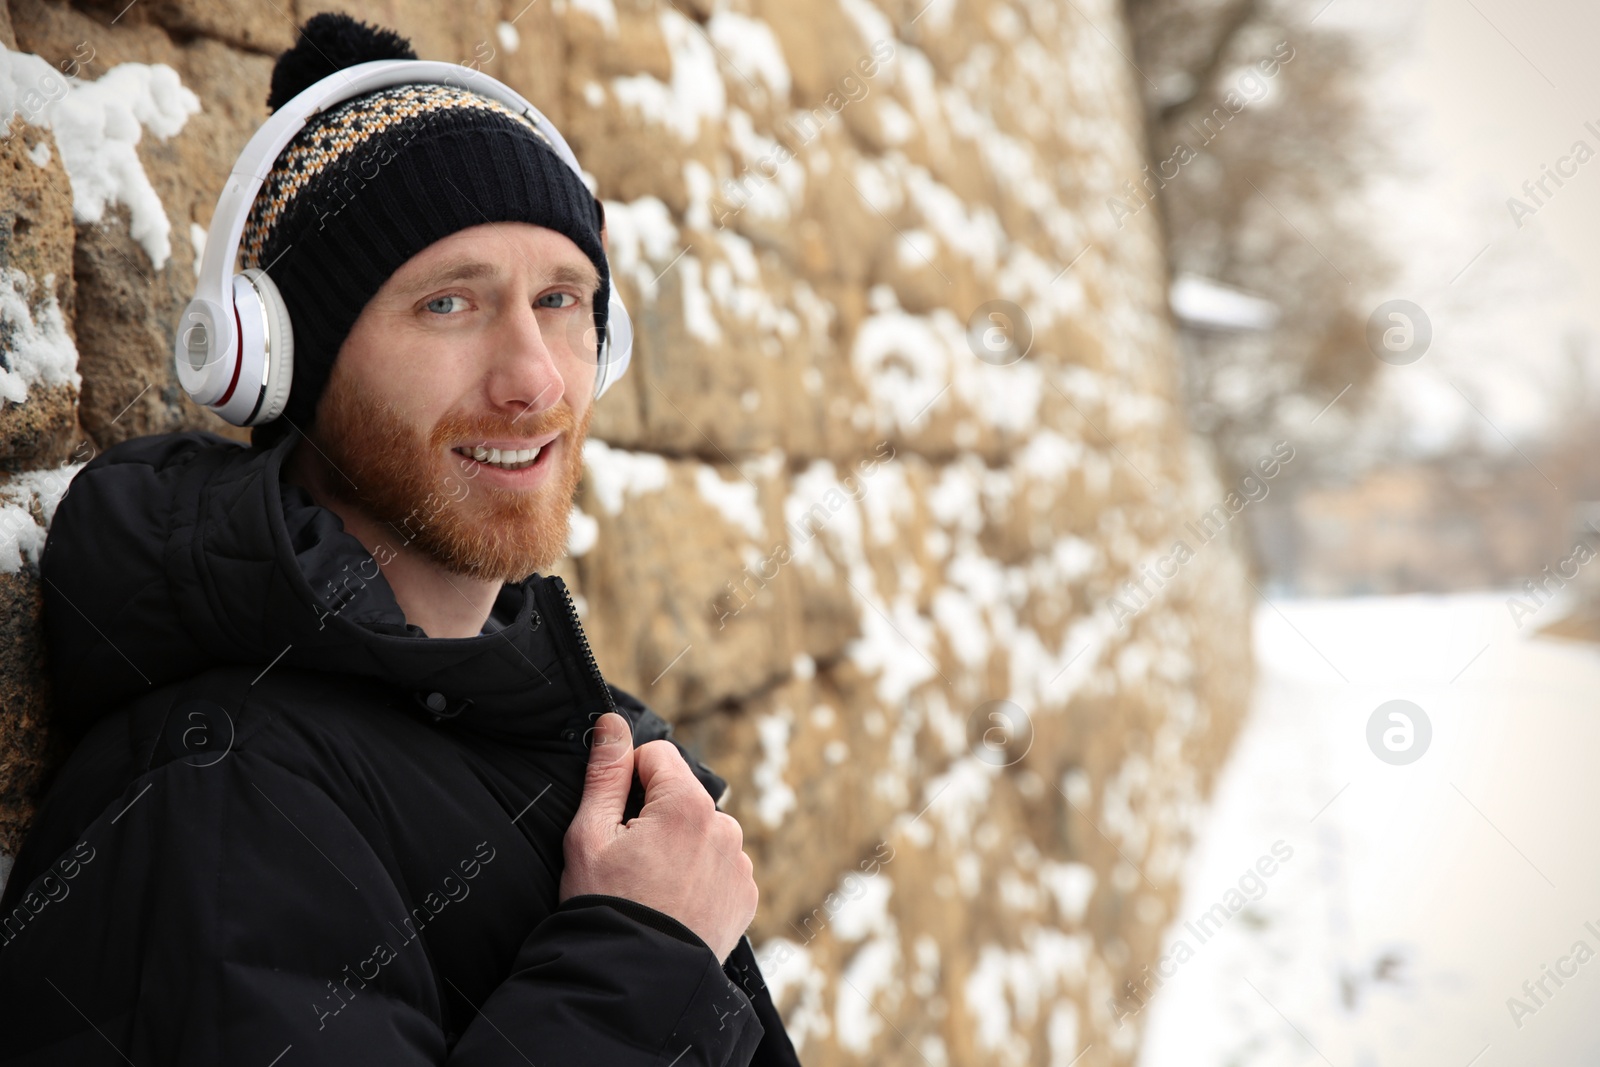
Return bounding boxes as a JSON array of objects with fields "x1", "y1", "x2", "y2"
[{"x1": 431, "y1": 405, "x2": 575, "y2": 447}]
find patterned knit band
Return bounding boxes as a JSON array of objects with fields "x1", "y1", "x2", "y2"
[{"x1": 241, "y1": 82, "x2": 610, "y2": 450}]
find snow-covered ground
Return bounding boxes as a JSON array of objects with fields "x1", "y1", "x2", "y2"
[{"x1": 1139, "y1": 593, "x2": 1600, "y2": 1067}]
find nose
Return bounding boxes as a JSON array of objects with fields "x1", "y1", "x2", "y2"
[{"x1": 489, "y1": 296, "x2": 567, "y2": 422}]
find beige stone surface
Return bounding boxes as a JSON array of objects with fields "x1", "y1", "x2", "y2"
[
  {"x1": 0, "y1": 1, "x2": 1256, "y2": 1063},
  {"x1": 0, "y1": 114, "x2": 79, "y2": 466}
]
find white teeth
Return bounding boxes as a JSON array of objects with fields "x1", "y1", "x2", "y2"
[{"x1": 459, "y1": 445, "x2": 543, "y2": 468}]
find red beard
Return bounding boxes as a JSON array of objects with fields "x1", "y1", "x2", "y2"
[{"x1": 308, "y1": 366, "x2": 595, "y2": 583}]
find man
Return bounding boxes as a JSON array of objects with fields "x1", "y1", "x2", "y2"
[{"x1": 0, "y1": 12, "x2": 798, "y2": 1066}]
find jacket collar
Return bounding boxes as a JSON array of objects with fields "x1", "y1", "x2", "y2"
[{"x1": 41, "y1": 426, "x2": 616, "y2": 743}]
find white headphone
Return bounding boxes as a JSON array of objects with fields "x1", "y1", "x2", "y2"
[{"x1": 174, "y1": 59, "x2": 634, "y2": 427}]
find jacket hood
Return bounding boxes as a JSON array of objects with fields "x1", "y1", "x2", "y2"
[{"x1": 39, "y1": 427, "x2": 613, "y2": 745}]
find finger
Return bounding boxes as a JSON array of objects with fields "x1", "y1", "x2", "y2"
[
  {"x1": 634, "y1": 739, "x2": 700, "y2": 806},
  {"x1": 572, "y1": 712, "x2": 635, "y2": 830}
]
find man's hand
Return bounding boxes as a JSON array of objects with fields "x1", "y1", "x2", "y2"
[{"x1": 559, "y1": 711, "x2": 758, "y2": 963}]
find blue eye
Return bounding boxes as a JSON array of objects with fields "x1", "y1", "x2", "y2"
[
  {"x1": 424, "y1": 294, "x2": 468, "y2": 315},
  {"x1": 539, "y1": 292, "x2": 578, "y2": 309}
]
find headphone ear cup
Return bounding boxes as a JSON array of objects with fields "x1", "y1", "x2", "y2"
[
  {"x1": 240, "y1": 268, "x2": 294, "y2": 425},
  {"x1": 595, "y1": 287, "x2": 632, "y2": 400}
]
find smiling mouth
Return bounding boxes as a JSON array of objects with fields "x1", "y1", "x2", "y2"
[{"x1": 452, "y1": 444, "x2": 547, "y2": 471}]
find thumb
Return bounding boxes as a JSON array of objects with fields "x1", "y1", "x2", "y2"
[{"x1": 574, "y1": 712, "x2": 634, "y2": 829}]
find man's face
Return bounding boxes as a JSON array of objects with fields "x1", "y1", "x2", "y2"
[{"x1": 300, "y1": 220, "x2": 603, "y2": 583}]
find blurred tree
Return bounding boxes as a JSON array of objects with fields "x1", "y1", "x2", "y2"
[{"x1": 1122, "y1": 0, "x2": 1397, "y2": 491}]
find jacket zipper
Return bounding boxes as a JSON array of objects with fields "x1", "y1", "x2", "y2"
[{"x1": 547, "y1": 574, "x2": 618, "y2": 722}]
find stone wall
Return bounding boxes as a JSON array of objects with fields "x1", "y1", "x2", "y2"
[{"x1": 0, "y1": 0, "x2": 1254, "y2": 1062}]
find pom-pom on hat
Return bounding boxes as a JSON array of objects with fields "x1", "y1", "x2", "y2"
[{"x1": 243, "y1": 12, "x2": 610, "y2": 451}]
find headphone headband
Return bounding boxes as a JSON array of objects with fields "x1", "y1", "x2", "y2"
[{"x1": 177, "y1": 59, "x2": 632, "y2": 424}]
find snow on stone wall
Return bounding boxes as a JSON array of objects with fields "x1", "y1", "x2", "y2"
[{"x1": 0, "y1": 1, "x2": 1253, "y2": 1063}]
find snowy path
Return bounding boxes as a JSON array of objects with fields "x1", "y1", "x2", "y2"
[{"x1": 1138, "y1": 593, "x2": 1600, "y2": 1067}]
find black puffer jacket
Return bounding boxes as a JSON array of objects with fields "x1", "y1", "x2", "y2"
[{"x1": 0, "y1": 427, "x2": 800, "y2": 1066}]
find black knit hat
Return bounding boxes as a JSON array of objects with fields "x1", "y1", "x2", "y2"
[{"x1": 242, "y1": 13, "x2": 610, "y2": 450}]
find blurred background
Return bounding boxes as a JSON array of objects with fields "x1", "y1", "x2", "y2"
[
  {"x1": 1132, "y1": 0, "x2": 1600, "y2": 1063},
  {"x1": 1, "y1": 0, "x2": 1598, "y2": 1063}
]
